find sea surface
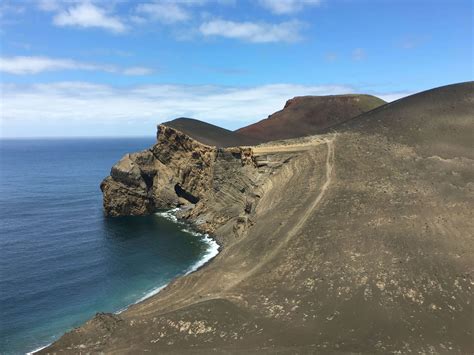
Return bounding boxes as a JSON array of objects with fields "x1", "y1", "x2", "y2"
[{"x1": 0, "y1": 138, "x2": 218, "y2": 354}]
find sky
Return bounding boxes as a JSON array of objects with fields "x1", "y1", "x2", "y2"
[{"x1": 0, "y1": 0, "x2": 472, "y2": 138}]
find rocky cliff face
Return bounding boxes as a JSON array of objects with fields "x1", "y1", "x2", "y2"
[{"x1": 101, "y1": 124, "x2": 261, "y2": 237}]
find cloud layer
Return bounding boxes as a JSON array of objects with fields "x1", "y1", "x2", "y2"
[
  {"x1": 0, "y1": 56, "x2": 153, "y2": 75},
  {"x1": 33, "y1": 0, "x2": 312, "y2": 42},
  {"x1": 200, "y1": 19, "x2": 303, "y2": 43},
  {"x1": 135, "y1": 2, "x2": 191, "y2": 24},
  {"x1": 0, "y1": 82, "x2": 411, "y2": 137},
  {"x1": 258, "y1": 0, "x2": 321, "y2": 14}
]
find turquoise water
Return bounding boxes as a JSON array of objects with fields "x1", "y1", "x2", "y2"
[{"x1": 0, "y1": 138, "x2": 218, "y2": 354}]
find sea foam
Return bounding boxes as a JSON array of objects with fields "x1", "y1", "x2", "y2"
[
  {"x1": 118, "y1": 208, "x2": 219, "y2": 312},
  {"x1": 27, "y1": 344, "x2": 51, "y2": 354}
]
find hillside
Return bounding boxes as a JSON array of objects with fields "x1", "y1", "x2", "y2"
[
  {"x1": 339, "y1": 81, "x2": 474, "y2": 159},
  {"x1": 163, "y1": 117, "x2": 259, "y2": 147},
  {"x1": 42, "y1": 82, "x2": 473, "y2": 354},
  {"x1": 236, "y1": 94, "x2": 385, "y2": 143}
]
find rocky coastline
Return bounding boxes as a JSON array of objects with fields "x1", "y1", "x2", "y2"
[{"x1": 100, "y1": 123, "x2": 265, "y2": 245}]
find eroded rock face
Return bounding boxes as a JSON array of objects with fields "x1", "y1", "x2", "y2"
[{"x1": 100, "y1": 125, "x2": 260, "y2": 235}]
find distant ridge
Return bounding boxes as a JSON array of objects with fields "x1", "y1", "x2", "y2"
[
  {"x1": 236, "y1": 94, "x2": 386, "y2": 143},
  {"x1": 161, "y1": 117, "x2": 259, "y2": 148}
]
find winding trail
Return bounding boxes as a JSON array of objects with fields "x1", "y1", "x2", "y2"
[{"x1": 284, "y1": 136, "x2": 336, "y2": 242}]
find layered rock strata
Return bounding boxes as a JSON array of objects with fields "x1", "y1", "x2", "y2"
[{"x1": 100, "y1": 124, "x2": 268, "y2": 238}]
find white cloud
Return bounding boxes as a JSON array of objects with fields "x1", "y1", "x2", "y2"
[
  {"x1": 53, "y1": 2, "x2": 126, "y2": 33},
  {"x1": 258, "y1": 0, "x2": 321, "y2": 14},
  {"x1": 0, "y1": 56, "x2": 153, "y2": 75},
  {"x1": 0, "y1": 81, "x2": 410, "y2": 137},
  {"x1": 200, "y1": 19, "x2": 303, "y2": 43},
  {"x1": 0, "y1": 56, "x2": 107, "y2": 74},
  {"x1": 133, "y1": 0, "x2": 235, "y2": 25},
  {"x1": 352, "y1": 48, "x2": 366, "y2": 61},
  {"x1": 122, "y1": 66, "x2": 154, "y2": 76},
  {"x1": 135, "y1": 2, "x2": 190, "y2": 24}
]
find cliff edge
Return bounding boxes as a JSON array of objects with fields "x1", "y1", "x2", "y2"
[{"x1": 100, "y1": 123, "x2": 271, "y2": 240}]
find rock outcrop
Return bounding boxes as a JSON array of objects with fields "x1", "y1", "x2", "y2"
[{"x1": 101, "y1": 124, "x2": 263, "y2": 237}]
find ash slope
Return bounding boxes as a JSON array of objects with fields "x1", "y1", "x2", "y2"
[
  {"x1": 236, "y1": 94, "x2": 385, "y2": 143},
  {"x1": 42, "y1": 82, "x2": 473, "y2": 354},
  {"x1": 164, "y1": 117, "x2": 259, "y2": 147}
]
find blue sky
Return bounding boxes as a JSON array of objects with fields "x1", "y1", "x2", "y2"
[{"x1": 0, "y1": 0, "x2": 472, "y2": 137}]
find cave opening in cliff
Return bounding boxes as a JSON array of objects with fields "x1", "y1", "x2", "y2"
[{"x1": 174, "y1": 184, "x2": 200, "y2": 204}]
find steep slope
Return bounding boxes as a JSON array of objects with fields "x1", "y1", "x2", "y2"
[
  {"x1": 236, "y1": 94, "x2": 385, "y2": 143},
  {"x1": 164, "y1": 117, "x2": 259, "y2": 147},
  {"x1": 339, "y1": 81, "x2": 474, "y2": 159},
  {"x1": 42, "y1": 82, "x2": 473, "y2": 354}
]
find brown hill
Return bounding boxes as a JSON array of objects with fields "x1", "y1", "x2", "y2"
[
  {"x1": 163, "y1": 117, "x2": 259, "y2": 147},
  {"x1": 236, "y1": 94, "x2": 386, "y2": 143}
]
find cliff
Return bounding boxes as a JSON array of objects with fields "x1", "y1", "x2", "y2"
[{"x1": 100, "y1": 123, "x2": 277, "y2": 239}]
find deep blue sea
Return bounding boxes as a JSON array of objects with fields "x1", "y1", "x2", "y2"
[{"x1": 0, "y1": 138, "x2": 218, "y2": 354}]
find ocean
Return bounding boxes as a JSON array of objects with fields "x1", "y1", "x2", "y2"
[{"x1": 0, "y1": 138, "x2": 218, "y2": 354}]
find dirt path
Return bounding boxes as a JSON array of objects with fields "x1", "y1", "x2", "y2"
[
  {"x1": 252, "y1": 136, "x2": 326, "y2": 155},
  {"x1": 285, "y1": 136, "x2": 335, "y2": 240},
  {"x1": 225, "y1": 135, "x2": 336, "y2": 291}
]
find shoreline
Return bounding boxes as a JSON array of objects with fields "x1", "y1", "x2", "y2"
[
  {"x1": 128, "y1": 208, "x2": 220, "y2": 309},
  {"x1": 29, "y1": 207, "x2": 220, "y2": 354},
  {"x1": 125, "y1": 231, "x2": 219, "y2": 309}
]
